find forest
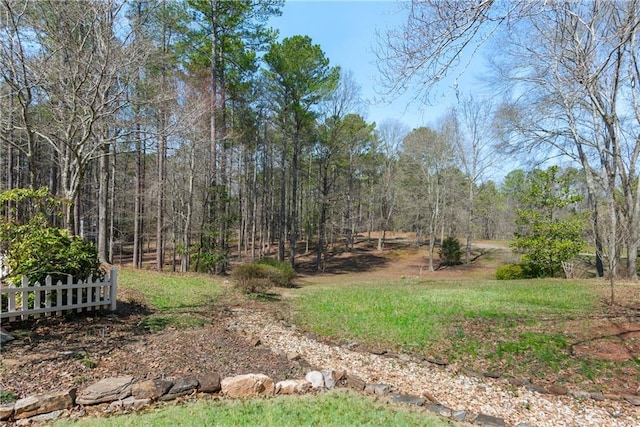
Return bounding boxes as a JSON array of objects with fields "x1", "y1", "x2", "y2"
[{"x1": 1, "y1": 0, "x2": 639, "y2": 282}]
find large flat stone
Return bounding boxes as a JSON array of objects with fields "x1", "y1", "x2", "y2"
[
  {"x1": 275, "y1": 379, "x2": 311, "y2": 395},
  {"x1": 0, "y1": 403, "x2": 14, "y2": 421},
  {"x1": 347, "y1": 373, "x2": 366, "y2": 391},
  {"x1": 221, "y1": 374, "x2": 274, "y2": 398},
  {"x1": 132, "y1": 379, "x2": 173, "y2": 400},
  {"x1": 14, "y1": 389, "x2": 75, "y2": 419},
  {"x1": 391, "y1": 394, "x2": 426, "y2": 406},
  {"x1": 77, "y1": 376, "x2": 135, "y2": 405},
  {"x1": 473, "y1": 413, "x2": 506, "y2": 426}
]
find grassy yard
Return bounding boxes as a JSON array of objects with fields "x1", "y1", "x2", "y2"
[
  {"x1": 55, "y1": 390, "x2": 448, "y2": 427},
  {"x1": 291, "y1": 278, "x2": 595, "y2": 351},
  {"x1": 288, "y1": 277, "x2": 639, "y2": 386},
  {"x1": 118, "y1": 268, "x2": 223, "y2": 331}
]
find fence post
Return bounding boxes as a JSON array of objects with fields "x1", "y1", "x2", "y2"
[{"x1": 109, "y1": 268, "x2": 117, "y2": 311}]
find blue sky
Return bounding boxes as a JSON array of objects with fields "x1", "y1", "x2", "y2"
[{"x1": 269, "y1": 1, "x2": 482, "y2": 130}]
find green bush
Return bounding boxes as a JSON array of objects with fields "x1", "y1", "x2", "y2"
[
  {"x1": 3, "y1": 226, "x2": 103, "y2": 285},
  {"x1": 496, "y1": 264, "x2": 525, "y2": 280},
  {"x1": 496, "y1": 263, "x2": 546, "y2": 280},
  {"x1": 231, "y1": 258, "x2": 297, "y2": 294},
  {"x1": 255, "y1": 258, "x2": 296, "y2": 287},
  {"x1": 439, "y1": 236, "x2": 463, "y2": 266},
  {"x1": 231, "y1": 264, "x2": 274, "y2": 294},
  {"x1": 1, "y1": 187, "x2": 104, "y2": 286}
]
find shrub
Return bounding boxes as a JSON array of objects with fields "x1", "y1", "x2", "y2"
[
  {"x1": 255, "y1": 258, "x2": 296, "y2": 287},
  {"x1": 231, "y1": 258, "x2": 297, "y2": 294},
  {"x1": 231, "y1": 264, "x2": 273, "y2": 294},
  {"x1": 0, "y1": 187, "x2": 104, "y2": 286},
  {"x1": 3, "y1": 226, "x2": 103, "y2": 285},
  {"x1": 496, "y1": 263, "x2": 547, "y2": 280},
  {"x1": 496, "y1": 264, "x2": 525, "y2": 280},
  {"x1": 439, "y1": 236, "x2": 463, "y2": 266}
]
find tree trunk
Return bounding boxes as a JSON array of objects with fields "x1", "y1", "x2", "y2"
[
  {"x1": 97, "y1": 143, "x2": 110, "y2": 264},
  {"x1": 133, "y1": 124, "x2": 144, "y2": 269},
  {"x1": 289, "y1": 126, "x2": 300, "y2": 269}
]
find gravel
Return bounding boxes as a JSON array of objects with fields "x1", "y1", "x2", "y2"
[{"x1": 233, "y1": 307, "x2": 640, "y2": 427}]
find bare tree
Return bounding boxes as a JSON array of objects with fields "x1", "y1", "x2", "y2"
[
  {"x1": 374, "y1": 119, "x2": 408, "y2": 251},
  {"x1": 446, "y1": 94, "x2": 497, "y2": 263},
  {"x1": 1, "y1": 0, "x2": 145, "y2": 236},
  {"x1": 378, "y1": 0, "x2": 640, "y2": 284}
]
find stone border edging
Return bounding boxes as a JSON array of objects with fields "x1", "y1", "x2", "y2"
[{"x1": 0, "y1": 368, "x2": 512, "y2": 426}]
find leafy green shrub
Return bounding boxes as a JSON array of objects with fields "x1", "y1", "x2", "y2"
[
  {"x1": 439, "y1": 236, "x2": 463, "y2": 266},
  {"x1": 496, "y1": 264, "x2": 525, "y2": 280},
  {"x1": 255, "y1": 258, "x2": 296, "y2": 287},
  {"x1": 0, "y1": 188, "x2": 104, "y2": 286},
  {"x1": 3, "y1": 226, "x2": 103, "y2": 285},
  {"x1": 496, "y1": 263, "x2": 546, "y2": 280},
  {"x1": 231, "y1": 264, "x2": 274, "y2": 294}
]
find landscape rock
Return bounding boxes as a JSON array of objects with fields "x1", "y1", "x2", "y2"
[
  {"x1": 427, "y1": 403, "x2": 453, "y2": 417},
  {"x1": 508, "y1": 378, "x2": 531, "y2": 387},
  {"x1": 77, "y1": 376, "x2": 135, "y2": 405},
  {"x1": 29, "y1": 409, "x2": 64, "y2": 423},
  {"x1": 590, "y1": 392, "x2": 605, "y2": 401},
  {"x1": 0, "y1": 403, "x2": 14, "y2": 421},
  {"x1": 364, "y1": 383, "x2": 391, "y2": 395},
  {"x1": 305, "y1": 371, "x2": 325, "y2": 389},
  {"x1": 132, "y1": 379, "x2": 173, "y2": 400},
  {"x1": 197, "y1": 373, "x2": 221, "y2": 393},
  {"x1": 321, "y1": 370, "x2": 337, "y2": 389},
  {"x1": 346, "y1": 373, "x2": 366, "y2": 391},
  {"x1": 453, "y1": 410, "x2": 469, "y2": 422},
  {"x1": 426, "y1": 357, "x2": 448, "y2": 366},
  {"x1": 623, "y1": 395, "x2": 640, "y2": 406},
  {"x1": 391, "y1": 394, "x2": 426, "y2": 406},
  {"x1": 14, "y1": 389, "x2": 75, "y2": 420},
  {"x1": 568, "y1": 390, "x2": 591, "y2": 399},
  {"x1": 547, "y1": 384, "x2": 568, "y2": 395},
  {"x1": 473, "y1": 413, "x2": 506, "y2": 426},
  {"x1": 248, "y1": 336, "x2": 261, "y2": 347},
  {"x1": 109, "y1": 396, "x2": 151, "y2": 411},
  {"x1": 275, "y1": 379, "x2": 311, "y2": 395},
  {"x1": 221, "y1": 374, "x2": 274, "y2": 398},
  {"x1": 160, "y1": 377, "x2": 200, "y2": 401},
  {"x1": 483, "y1": 371, "x2": 502, "y2": 379},
  {"x1": 524, "y1": 383, "x2": 547, "y2": 394}
]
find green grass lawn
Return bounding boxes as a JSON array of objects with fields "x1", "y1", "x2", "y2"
[
  {"x1": 55, "y1": 390, "x2": 448, "y2": 427},
  {"x1": 118, "y1": 269, "x2": 223, "y2": 331},
  {"x1": 119, "y1": 269, "x2": 222, "y2": 310},
  {"x1": 291, "y1": 279, "x2": 595, "y2": 352}
]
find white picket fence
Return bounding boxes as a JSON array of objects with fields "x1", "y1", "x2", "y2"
[{"x1": 0, "y1": 268, "x2": 117, "y2": 322}]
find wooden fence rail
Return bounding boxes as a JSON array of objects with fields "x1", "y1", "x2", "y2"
[{"x1": 0, "y1": 268, "x2": 117, "y2": 322}]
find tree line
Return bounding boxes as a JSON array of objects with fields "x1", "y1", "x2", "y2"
[{"x1": 1, "y1": 0, "x2": 638, "y2": 283}]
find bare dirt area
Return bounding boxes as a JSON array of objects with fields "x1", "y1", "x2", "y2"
[{"x1": 1, "y1": 299, "x2": 307, "y2": 399}]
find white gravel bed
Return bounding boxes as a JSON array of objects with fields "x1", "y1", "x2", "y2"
[{"x1": 232, "y1": 308, "x2": 639, "y2": 427}]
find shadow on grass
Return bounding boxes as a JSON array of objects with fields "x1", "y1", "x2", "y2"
[{"x1": 296, "y1": 247, "x2": 389, "y2": 275}]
